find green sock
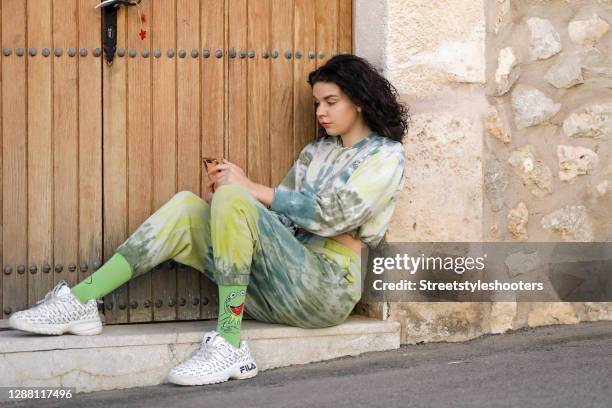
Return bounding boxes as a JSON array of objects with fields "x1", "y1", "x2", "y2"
[
  {"x1": 215, "y1": 285, "x2": 247, "y2": 349},
  {"x1": 71, "y1": 253, "x2": 133, "y2": 304}
]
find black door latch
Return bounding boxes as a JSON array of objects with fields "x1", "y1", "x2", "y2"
[{"x1": 95, "y1": 0, "x2": 142, "y2": 66}]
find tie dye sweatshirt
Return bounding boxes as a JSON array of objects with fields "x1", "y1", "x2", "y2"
[{"x1": 270, "y1": 131, "x2": 406, "y2": 249}]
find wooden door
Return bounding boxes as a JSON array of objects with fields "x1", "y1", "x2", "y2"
[
  {"x1": 1, "y1": 0, "x2": 103, "y2": 320},
  {"x1": 1, "y1": 0, "x2": 352, "y2": 324}
]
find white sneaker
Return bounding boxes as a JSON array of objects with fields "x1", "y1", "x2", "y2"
[
  {"x1": 8, "y1": 280, "x2": 103, "y2": 336},
  {"x1": 167, "y1": 330, "x2": 258, "y2": 386}
]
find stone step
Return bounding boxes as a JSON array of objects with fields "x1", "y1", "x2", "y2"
[{"x1": 0, "y1": 315, "x2": 399, "y2": 396}]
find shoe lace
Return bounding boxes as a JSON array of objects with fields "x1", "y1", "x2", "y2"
[
  {"x1": 31, "y1": 281, "x2": 76, "y2": 316},
  {"x1": 34, "y1": 281, "x2": 69, "y2": 306},
  {"x1": 35, "y1": 282, "x2": 64, "y2": 306},
  {"x1": 190, "y1": 332, "x2": 216, "y2": 356},
  {"x1": 192, "y1": 339, "x2": 234, "y2": 362},
  {"x1": 192, "y1": 342, "x2": 208, "y2": 359}
]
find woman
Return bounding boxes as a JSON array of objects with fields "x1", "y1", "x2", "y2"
[{"x1": 8, "y1": 54, "x2": 409, "y2": 386}]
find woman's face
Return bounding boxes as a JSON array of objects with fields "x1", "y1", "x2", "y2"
[{"x1": 312, "y1": 81, "x2": 361, "y2": 136}]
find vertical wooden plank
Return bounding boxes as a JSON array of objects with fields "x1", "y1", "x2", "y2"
[
  {"x1": 270, "y1": 0, "x2": 294, "y2": 186},
  {"x1": 316, "y1": 0, "x2": 338, "y2": 67},
  {"x1": 27, "y1": 0, "x2": 53, "y2": 304},
  {"x1": 103, "y1": 7, "x2": 129, "y2": 323},
  {"x1": 294, "y1": 0, "x2": 316, "y2": 157},
  {"x1": 313, "y1": 0, "x2": 338, "y2": 134},
  {"x1": 228, "y1": 0, "x2": 247, "y2": 169},
  {"x1": 151, "y1": 0, "x2": 177, "y2": 321},
  {"x1": 175, "y1": 0, "x2": 201, "y2": 320},
  {"x1": 199, "y1": 0, "x2": 224, "y2": 319},
  {"x1": 201, "y1": 0, "x2": 224, "y2": 162},
  {"x1": 78, "y1": 0, "x2": 103, "y2": 298},
  {"x1": 52, "y1": 0, "x2": 79, "y2": 288},
  {"x1": 1, "y1": 1, "x2": 27, "y2": 318},
  {"x1": 0, "y1": 0, "x2": 3, "y2": 316},
  {"x1": 339, "y1": 0, "x2": 352, "y2": 54},
  {"x1": 126, "y1": 0, "x2": 153, "y2": 323},
  {"x1": 247, "y1": 0, "x2": 271, "y2": 186}
]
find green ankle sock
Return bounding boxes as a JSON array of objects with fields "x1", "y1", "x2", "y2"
[
  {"x1": 216, "y1": 285, "x2": 247, "y2": 348},
  {"x1": 71, "y1": 253, "x2": 133, "y2": 304}
]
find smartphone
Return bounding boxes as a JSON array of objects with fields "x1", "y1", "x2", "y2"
[{"x1": 203, "y1": 157, "x2": 223, "y2": 193}]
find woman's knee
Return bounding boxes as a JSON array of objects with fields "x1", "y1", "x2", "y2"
[
  {"x1": 172, "y1": 190, "x2": 207, "y2": 207},
  {"x1": 212, "y1": 184, "x2": 249, "y2": 202},
  {"x1": 171, "y1": 190, "x2": 210, "y2": 218},
  {"x1": 211, "y1": 185, "x2": 256, "y2": 212},
  {"x1": 173, "y1": 190, "x2": 204, "y2": 203}
]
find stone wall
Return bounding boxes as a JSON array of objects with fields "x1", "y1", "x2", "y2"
[{"x1": 354, "y1": 0, "x2": 612, "y2": 344}]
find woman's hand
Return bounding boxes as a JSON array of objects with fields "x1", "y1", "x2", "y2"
[
  {"x1": 206, "y1": 159, "x2": 275, "y2": 207},
  {"x1": 212, "y1": 159, "x2": 253, "y2": 191}
]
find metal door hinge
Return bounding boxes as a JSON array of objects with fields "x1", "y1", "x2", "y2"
[{"x1": 95, "y1": 0, "x2": 142, "y2": 66}]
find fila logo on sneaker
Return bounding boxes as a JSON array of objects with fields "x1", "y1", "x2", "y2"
[{"x1": 240, "y1": 363, "x2": 256, "y2": 373}]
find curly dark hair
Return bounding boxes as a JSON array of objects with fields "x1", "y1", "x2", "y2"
[{"x1": 307, "y1": 54, "x2": 410, "y2": 144}]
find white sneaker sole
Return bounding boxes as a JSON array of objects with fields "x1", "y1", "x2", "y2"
[
  {"x1": 8, "y1": 316, "x2": 103, "y2": 336},
  {"x1": 167, "y1": 360, "x2": 259, "y2": 386}
]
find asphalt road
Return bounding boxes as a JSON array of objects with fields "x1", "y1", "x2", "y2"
[{"x1": 2, "y1": 320, "x2": 611, "y2": 408}]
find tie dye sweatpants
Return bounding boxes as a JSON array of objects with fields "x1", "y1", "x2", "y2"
[{"x1": 114, "y1": 185, "x2": 362, "y2": 328}]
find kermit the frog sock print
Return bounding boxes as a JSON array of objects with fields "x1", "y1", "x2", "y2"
[{"x1": 215, "y1": 285, "x2": 247, "y2": 348}]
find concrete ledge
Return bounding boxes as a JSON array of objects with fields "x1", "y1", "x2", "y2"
[{"x1": 0, "y1": 315, "x2": 399, "y2": 395}]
